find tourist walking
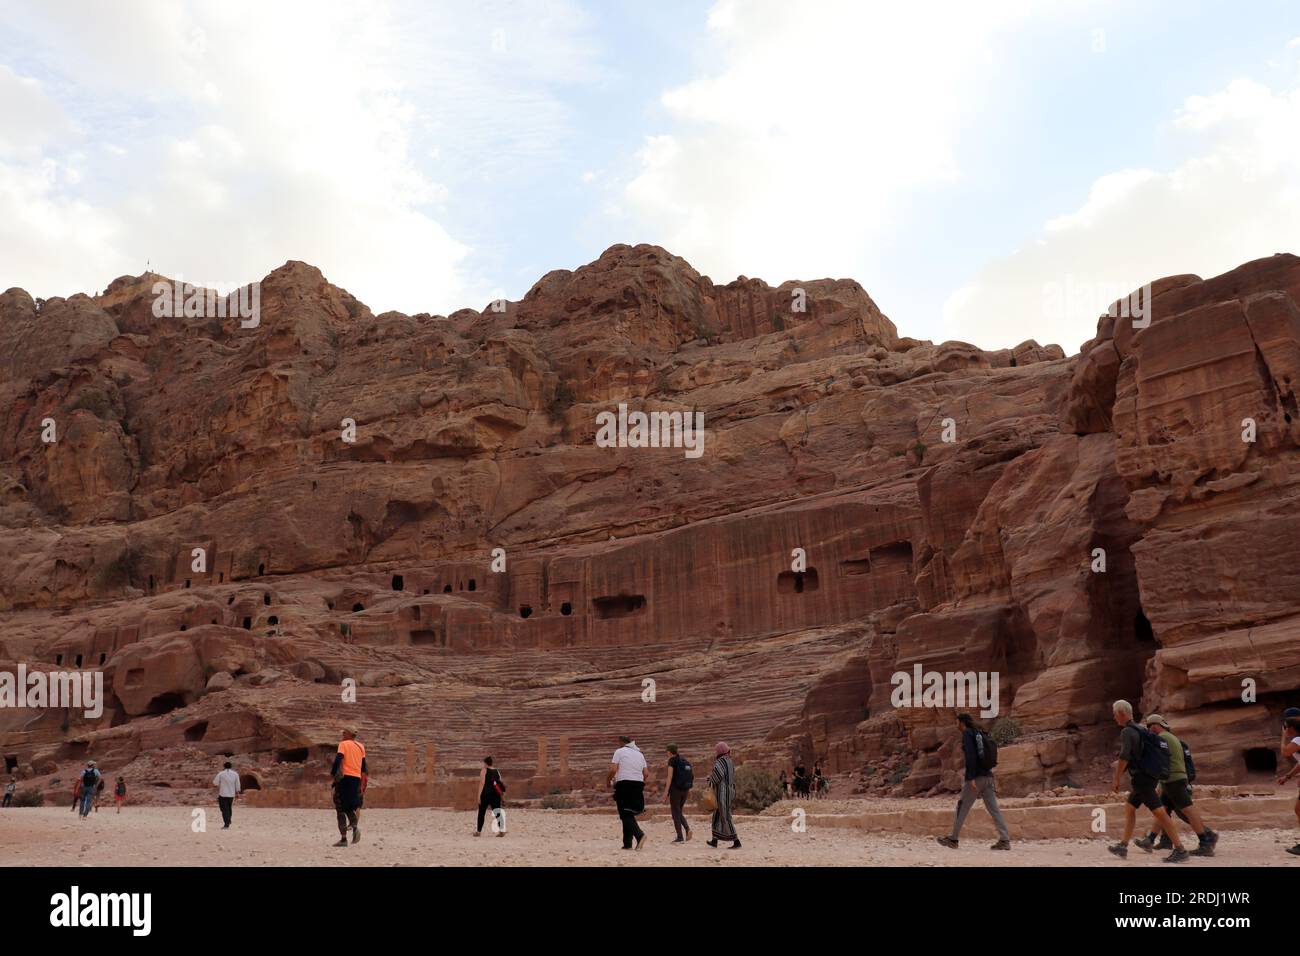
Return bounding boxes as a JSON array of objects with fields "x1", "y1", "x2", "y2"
[
  {"x1": 1278, "y1": 715, "x2": 1300, "y2": 855},
  {"x1": 114, "y1": 776, "x2": 126, "y2": 813},
  {"x1": 330, "y1": 727, "x2": 367, "y2": 846},
  {"x1": 2, "y1": 775, "x2": 14, "y2": 808},
  {"x1": 607, "y1": 734, "x2": 647, "y2": 850},
  {"x1": 1107, "y1": 700, "x2": 1187, "y2": 862},
  {"x1": 937, "y1": 714, "x2": 1011, "y2": 850},
  {"x1": 663, "y1": 743, "x2": 693, "y2": 843},
  {"x1": 213, "y1": 761, "x2": 241, "y2": 828},
  {"x1": 706, "y1": 741, "x2": 740, "y2": 849},
  {"x1": 1134, "y1": 715, "x2": 1217, "y2": 856},
  {"x1": 474, "y1": 756, "x2": 507, "y2": 837},
  {"x1": 77, "y1": 762, "x2": 100, "y2": 818}
]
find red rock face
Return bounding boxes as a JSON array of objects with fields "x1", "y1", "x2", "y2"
[{"x1": 0, "y1": 245, "x2": 1296, "y2": 799}]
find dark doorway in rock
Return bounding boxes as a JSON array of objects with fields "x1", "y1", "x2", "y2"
[
  {"x1": 145, "y1": 692, "x2": 185, "y2": 715},
  {"x1": 412, "y1": 605, "x2": 421, "y2": 620},
  {"x1": 275, "y1": 748, "x2": 308, "y2": 763},
  {"x1": 268, "y1": 615, "x2": 278, "y2": 626},
  {"x1": 392, "y1": 575, "x2": 404, "y2": 591},
  {"x1": 4, "y1": 755, "x2": 17, "y2": 772},
  {"x1": 352, "y1": 603, "x2": 364, "y2": 613},
  {"x1": 468, "y1": 579, "x2": 476, "y2": 591},
  {"x1": 519, "y1": 605, "x2": 533, "y2": 619},
  {"x1": 185, "y1": 579, "x2": 191, "y2": 588},
  {"x1": 98, "y1": 653, "x2": 106, "y2": 665},
  {"x1": 227, "y1": 595, "x2": 235, "y2": 604},
  {"x1": 258, "y1": 563, "x2": 265, "y2": 576},
  {"x1": 184, "y1": 721, "x2": 208, "y2": 742},
  {"x1": 410, "y1": 630, "x2": 439, "y2": 646},
  {"x1": 179, "y1": 625, "x2": 186, "y2": 631},
  {"x1": 777, "y1": 569, "x2": 820, "y2": 594},
  {"x1": 242, "y1": 617, "x2": 251, "y2": 630},
  {"x1": 263, "y1": 593, "x2": 271, "y2": 605},
  {"x1": 1135, "y1": 610, "x2": 1156, "y2": 643},
  {"x1": 443, "y1": 584, "x2": 452, "y2": 593},
  {"x1": 219, "y1": 572, "x2": 224, "y2": 582},
  {"x1": 1010, "y1": 357, "x2": 1018, "y2": 367},
  {"x1": 148, "y1": 575, "x2": 155, "y2": 590},
  {"x1": 593, "y1": 594, "x2": 646, "y2": 619},
  {"x1": 1245, "y1": 747, "x2": 1277, "y2": 774},
  {"x1": 55, "y1": 653, "x2": 63, "y2": 665},
  {"x1": 560, "y1": 602, "x2": 572, "y2": 616},
  {"x1": 74, "y1": 654, "x2": 83, "y2": 667},
  {"x1": 238, "y1": 773, "x2": 261, "y2": 791}
]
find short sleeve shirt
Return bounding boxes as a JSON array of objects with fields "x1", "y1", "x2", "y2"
[
  {"x1": 337, "y1": 739, "x2": 366, "y2": 778},
  {"x1": 611, "y1": 745, "x2": 646, "y2": 782}
]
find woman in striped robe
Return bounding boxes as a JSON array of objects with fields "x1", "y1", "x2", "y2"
[{"x1": 707, "y1": 741, "x2": 741, "y2": 849}]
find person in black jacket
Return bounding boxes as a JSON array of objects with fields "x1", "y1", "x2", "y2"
[{"x1": 936, "y1": 714, "x2": 1011, "y2": 850}]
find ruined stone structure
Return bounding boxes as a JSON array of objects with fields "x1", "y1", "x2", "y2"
[{"x1": 2, "y1": 244, "x2": 1298, "y2": 800}]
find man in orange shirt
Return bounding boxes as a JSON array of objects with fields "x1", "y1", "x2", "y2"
[{"x1": 330, "y1": 727, "x2": 367, "y2": 847}]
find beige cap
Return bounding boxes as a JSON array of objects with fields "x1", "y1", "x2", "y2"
[{"x1": 1144, "y1": 714, "x2": 1168, "y2": 728}]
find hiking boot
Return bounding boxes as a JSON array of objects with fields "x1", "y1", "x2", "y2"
[
  {"x1": 1286, "y1": 844, "x2": 1300, "y2": 856},
  {"x1": 990, "y1": 839, "x2": 1011, "y2": 850},
  {"x1": 1189, "y1": 844, "x2": 1214, "y2": 857},
  {"x1": 1163, "y1": 847, "x2": 1189, "y2": 863},
  {"x1": 351, "y1": 825, "x2": 360, "y2": 844},
  {"x1": 1154, "y1": 834, "x2": 1173, "y2": 851},
  {"x1": 671, "y1": 837, "x2": 685, "y2": 844},
  {"x1": 332, "y1": 838, "x2": 349, "y2": 847},
  {"x1": 1134, "y1": 834, "x2": 1156, "y2": 852},
  {"x1": 706, "y1": 838, "x2": 719, "y2": 848},
  {"x1": 1202, "y1": 828, "x2": 1219, "y2": 847},
  {"x1": 1107, "y1": 842, "x2": 1128, "y2": 859},
  {"x1": 936, "y1": 836, "x2": 959, "y2": 849}
]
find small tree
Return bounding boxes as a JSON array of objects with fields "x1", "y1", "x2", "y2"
[
  {"x1": 733, "y1": 764, "x2": 784, "y2": 811},
  {"x1": 991, "y1": 716, "x2": 1022, "y2": 746}
]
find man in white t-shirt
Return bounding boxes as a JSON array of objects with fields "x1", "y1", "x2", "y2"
[
  {"x1": 607, "y1": 735, "x2": 648, "y2": 850},
  {"x1": 213, "y1": 761, "x2": 242, "y2": 829},
  {"x1": 1278, "y1": 714, "x2": 1300, "y2": 856}
]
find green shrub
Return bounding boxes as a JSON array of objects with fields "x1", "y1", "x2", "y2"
[
  {"x1": 13, "y1": 787, "x2": 44, "y2": 807},
  {"x1": 990, "y1": 716, "x2": 1022, "y2": 746},
  {"x1": 540, "y1": 793, "x2": 575, "y2": 810},
  {"x1": 733, "y1": 764, "x2": 784, "y2": 812}
]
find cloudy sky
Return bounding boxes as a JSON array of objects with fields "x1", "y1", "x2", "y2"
[{"x1": 2, "y1": 0, "x2": 1298, "y2": 353}]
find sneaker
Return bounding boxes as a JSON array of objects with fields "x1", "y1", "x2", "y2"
[
  {"x1": 936, "y1": 836, "x2": 959, "y2": 849},
  {"x1": 1286, "y1": 844, "x2": 1300, "y2": 856},
  {"x1": 1134, "y1": 834, "x2": 1156, "y2": 852},
  {"x1": 351, "y1": 826, "x2": 360, "y2": 845},
  {"x1": 672, "y1": 837, "x2": 685, "y2": 844},
  {"x1": 1163, "y1": 847, "x2": 1189, "y2": 863},
  {"x1": 1154, "y1": 835, "x2": 1173, "y2": 851},
  {"x1": 332, "y1": 838, "x2": 349, "y2": 847},
  {"x1": 635, "y1": 834, "x2": 647, "y2": 851},
  {"x1": 1189, "y1": 844, "x2": 1214, "y2": 857},
  {"x1": 1202, "y1": 828, "x2": 1219, "y2": 847},
  {"x1": 990, "y1": 839, "x2": 1011, "y2": 850},
  {"x1": 706, "y1": 838, "x2": 719, "y2": 848},
  {"x1": 496, "y1": 830, "x2": 505, "y2": 838},
  {"x1": 1107, "y1": 842, "x2": 1128, "y2": 859},
  {"x1": 685, "y1": 828, "x2": 692, "y2": 842},
  {"x1": 729, "y1": 839, "x2": 742, "y2": 849}
]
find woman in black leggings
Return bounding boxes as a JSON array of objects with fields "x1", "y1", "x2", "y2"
[{"x1": 474, "y1": 756, "x2": 506, "y2": 837}]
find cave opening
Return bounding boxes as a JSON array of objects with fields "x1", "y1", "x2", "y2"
[
  {"x1": 275, "y1": 748, "x2": 309, "y2": 763},
  {"x1": 1135, "y1": 610, "x2": 1156, "y2": 644},
  {"x1": 98, "y1": 653, "x2": 106, "y2": 665},
  {"x1": 258, "y1": 563, "x2": 265, "y2": 576},
  {"x1": 4, "y1": 755, "x2": 17, "y2": 772},
  {"x1": 352, "y1": 603, "x2": 364, "y2": 613},
  {"x1": 519, "y1": 605, "x2": 533, "y2": 619},
  {"x1": 74, "y1": 654, "x2": 83, "y2": 667},
  {"x1": 55, "y1": 653, "x2": 63, "y2": 665},
  {"x1": 1244, "y1": 748, "x2": 1277, "y2": 774},
  {"x1": 468, "y1": 579, "x2": 476, "y2": 591},
  {"x1": 268, "y1": 615, "x2": 278, "y2": 626},
  {"x1": 593, "y1": 594, "x2": 646, "y2": 619},
  {"x1": 443, "y1": 584, "x2": 452, "y2": 593},
  {"x1": 263, "y1": 593, "x2": 271, "y2": 606},
  {"x1": 242, "y1": 617, "x2": 251, "y2": 630},
  {"x1": 392, "y1": 574, "x2": 404, "y2": 591},
  {"x1": 560, "y1": 602, "x2": 572, "y2": 616},
  {"x1": 777, "y1": 568, "x2": 821, "y2": 594},
  {"x1": 238, "y1": 773, "x2": 262, "y2": 791},
  {"x1": 184, "y1": 721, "x2": 208, "y2": 742},
  {"x1": 145, "y1": 692, "x2": 185, "y2": 715},
  {"x1": 184, "y1": 579, "x2": 191, "y2": 589}
]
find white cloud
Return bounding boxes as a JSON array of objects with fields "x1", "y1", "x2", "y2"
[
  {"x1": 619, "y1": 0, "x2": 1039, "y2": 285},
  {"x1": 942, "y1": 76, "x2": 1300, "y2": 354}
]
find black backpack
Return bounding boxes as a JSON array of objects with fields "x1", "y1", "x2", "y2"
[
  {"x1": 673, "y1": 756, "x2": 694, "y2": 789},
  {"x1": 1134, "y1": 725, "x2": 1171, "y2": 780},
  {"x1": 973, "y1": 730, "x2": 998, "y2": 771},
  {"x1": 82, "y1": 768, "x2": 98, "y2": 788},
  {"x1": 1181, "y1": 741, "x2": 1196, "y2": 783}
]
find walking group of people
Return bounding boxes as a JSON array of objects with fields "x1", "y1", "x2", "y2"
[
  {"x1": 63, "y1": 762, "x2": 127, "y2": 817},
  {"x1": 605, "y1": 736, "x2": 740, "y2": 850}
]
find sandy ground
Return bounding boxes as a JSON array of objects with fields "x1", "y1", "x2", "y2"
[{"x1": 4, "y1": 805, "x2": 1300, "y2": 866}]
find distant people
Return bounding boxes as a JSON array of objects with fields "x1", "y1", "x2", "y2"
[
  {"x1": 1278, "y1": 715, "x2": 1300, "y2": 856},
  {"x1": 78, "y1": 762, "x2": 100, "y2": 818},
  {"x1": 475, "y1": 756, "x2": 507, "y2": 837},
  {"x1": 706, "y1": 742, "x2": 740, "y2": 849},
  {"x1": 213, "y1": 761, "x2": 241, "y2": 829},
  {"x1": 778, "y1": 769, "x2": 790, "y2": 799},
  {"x1": 331, "y1": 727, "x2": 367, "y2": 846},
  {"x1": 1106, "y1": 700, "x2": 1187, "y2": 862},
  {"x1": 114, "y1": 776, "x2": 126, "y2": 814},
  {"x1": 793, "y1": 763, "x2": 809, "y2": 798},
  {"x1": 3, "y1": 775, "x2": 14, "y2": 808},
  {"x1": 607, "y1": 734, "x2": 647, "y2": 850},
  {"x1": 1134, "y1": 715, "x2": 1217, "y2": 856},
  {"x1": 936, "y1": 714, "x2": 1011, "y2": 851},
  {"x1": 813, "y1": 766, "x2": 828, "y2": 799},
  {"x1": 664, "y1": 743, "x2": 693, "y2": 843}
]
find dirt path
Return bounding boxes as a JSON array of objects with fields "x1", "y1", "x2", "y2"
[{"x1": 5, "y1": 806, "x2": 1299, "y2": 866}]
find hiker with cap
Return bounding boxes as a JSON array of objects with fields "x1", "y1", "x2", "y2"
[
  {"x1": 705, "y1": 741, "x2": 740, "y2": 849},
  {"x1": 1278, "y1": 714, "x2": 1300, "y2": 855},
  {"x1": 213, "y1": 760, "x2": 242, "y2": 828},
  {"x1": 936, "y1": 713, "x2": 1011, "y2": 851},
  {"x1": 607, "y1": 734, "x2": 648, "y2": 850},
  {"x1": 1134, "y1": 714, "x2": 1217, "y2": 857},
  {"x1": 330, "y1": 726, "x2": 367, "y2": 847},
  {"x1": 78, "y1": 761, "x2": 100, "y2": 818},
  {"x1": 1107, "y1": 700, "x2": 1188, "y2": 862},
  {"x1": 663, "y1": 743, "x2": 693, "y2": 843}
]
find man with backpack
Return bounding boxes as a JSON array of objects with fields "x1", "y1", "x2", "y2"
[
  {"x1": 936, "y1": 713, "x2": 1011, "y2": 850},
  {"x1": 78, "y1": 762, "x2": 100, "y2": 818},
  {"x1": 1134, "y1": 715, "x2": 1218, "y2": 856},
  {"x1": 664, "y1": 743, "x2": 693, "y2": 843},
  {"x1": 1107, "y1": 700, "x2": 1188, "y2": 862}
]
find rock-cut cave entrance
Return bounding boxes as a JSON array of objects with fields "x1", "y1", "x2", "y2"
[{"x1": 777, "y1": 568, "x2": 820, "y2": 594}]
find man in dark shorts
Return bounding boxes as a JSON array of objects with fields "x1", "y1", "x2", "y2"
[
  {"x1": 1107, "y1": 699, "x2": 1187, "y2": 862},
  {"x1": 1134, "y1": 715, "x2": 1217, "y2": 856},
  {"x1": 330, "y1": 727, "x2": 367, "y2": 847}
]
